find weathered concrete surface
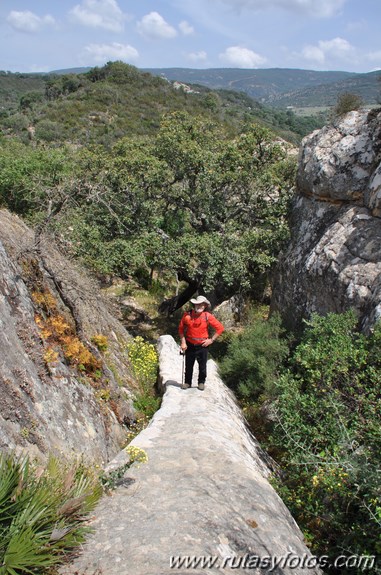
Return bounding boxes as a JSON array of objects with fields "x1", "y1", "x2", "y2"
[{"x1": 61, "y1": 335, "x2": 321, "y2": 575}]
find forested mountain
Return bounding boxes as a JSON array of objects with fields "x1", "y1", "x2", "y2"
[
  {"x1": 144, "y1": 67, "x2": 380, "y2": 107},
  {"x1": 0, "y1": 61, "x2": 298, "y2": 314},
  {"x1": 267, "y1": 69, "x2": 381, "y2": 108},
  {"x1": 3, "y1": 65, "x2": 378, "y2": 119},
  {"x1": 0, "y1": 63, "x2": 324, "y2": 146},
  {"x1": 0, "y1": 71, "x2": 47, "y2": 112}
]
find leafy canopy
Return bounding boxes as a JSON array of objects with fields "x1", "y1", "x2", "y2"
[
  {"x1": 0, "y1": 109, "x2": 295, "y2": 301},
  {"x1": 54, "y1": 112, "x2": 296, "y2": 299}
]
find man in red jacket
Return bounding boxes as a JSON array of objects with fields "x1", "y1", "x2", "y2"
[{"x1": 178, "y1": 296, "x2": 224, "y2": 390}]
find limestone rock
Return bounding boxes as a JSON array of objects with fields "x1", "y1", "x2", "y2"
[
  {"x1": 61, "y1": 335, "x2": 322, "y2": 575},
  {"x1": 297, "y1": 109, "x2": 381, "y2": 208},
  {"x1": 271, "y1": 109, "x2": 381, "y2": 332},
  {"x1": 213, "y1": 294, "x2": 243, "y2": 328},
  {"x1": 0, "y1": 209, "x2": 136, "y2": 463}
]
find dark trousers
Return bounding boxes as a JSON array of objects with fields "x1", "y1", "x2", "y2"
[{"x1": 185, "y1": 343, "x2": 208, "y2": 385}]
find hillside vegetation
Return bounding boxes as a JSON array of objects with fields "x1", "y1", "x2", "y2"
[
  {"x1": 144, "y1": 67, "x2": 380, "y2": 108},
  {"x1": 0, "y1": 71, "x2": 48, "y2": 112},
  {"x1": 0, "y1": 63, "x2": 325, "y2": 146},
  {"x1": 220, "y1": 310, "x2": 381, "y2": 574},
  {"x1": 269, "y1": 70, "x2": 381, "y2": 108},
  {"x1": 144, "y1": 67, "x2": 354, "y2": 99}
]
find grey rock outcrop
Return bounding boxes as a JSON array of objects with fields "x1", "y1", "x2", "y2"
[
  {"x1": 213, "y1": 294, "x2": 243, "y2": 328},
  {"x1": 271, "y1": 109, "x2": 381, "y2": 331},
  {"x1": 60, "y1": 335, "x2": 321, "y2": 575},
  {"x1": 0, "y1": 209, "x2": 136, "y2": 463}
]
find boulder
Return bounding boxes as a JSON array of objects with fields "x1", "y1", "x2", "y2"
[
  {"x1": 271, "y1": 109, "x2": 381, "y2": 332},
  {"x1": 213, "y1": 294, "x2": 243, "y2": 328}
]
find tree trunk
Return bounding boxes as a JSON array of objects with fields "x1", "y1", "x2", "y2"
[{"x1": 158, "y1": 279, "x2": 200, "y2": 316}]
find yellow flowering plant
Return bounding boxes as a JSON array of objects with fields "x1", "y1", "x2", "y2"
[
  {"x1": 125, "y1": 445, "x2": 148, "y2": 466},
  {"x1": 126, "y1": 336, "x2": 158, "y2": 387},
  {"x1": 99, "y1": 446, "x2": 148, "y2": 492},
  {"x1": 126, "y1": 336, "x2": 160, "y2": 419}
]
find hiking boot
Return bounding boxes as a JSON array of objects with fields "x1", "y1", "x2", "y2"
[
  {"x1": 198, "y1": 383, "x2": 205, "y2": 391},
  {"x1": 182, "y1": 383, "x2": 191, "y2": 389}
]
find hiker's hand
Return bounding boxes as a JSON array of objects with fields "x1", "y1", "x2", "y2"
[
  {"x1": 202, "y1": 338, "x2": 213, "y2": 347},
  {"x1": 180, "y1": 343, "x2": 187, "y2": 352}
]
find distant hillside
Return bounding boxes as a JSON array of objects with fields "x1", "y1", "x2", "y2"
[
  {"x1": 0, "y1": 72, "x2": 48, "y2": 112},
  {"x1": 50, "y1": 67, "x2": 92, "y2": 75},
  {"x1": 2, "y1": 66, "x2": 378, "y2": 116},
  {"x1": 0, "y1": 63, "x2": 325, "y2": 146},
  {"x1": 143, "y1": 68, "x2": 354, "y2": 100},
  {"x1": 144, "y1": 67, "x2": 380, "y2": 107},
  {"x1": 268, "y1": 70, "x2": 381, "y2": 108}
]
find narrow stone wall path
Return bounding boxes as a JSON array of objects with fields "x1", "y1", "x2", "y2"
[{"x1": 60, "y1": 335, "x2": 322, "y2": 575}]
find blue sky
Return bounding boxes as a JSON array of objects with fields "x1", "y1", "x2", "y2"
[{"x1": 1, "y1": 0, "x2": 380, "y2": 74}]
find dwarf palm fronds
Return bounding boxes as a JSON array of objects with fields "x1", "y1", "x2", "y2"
[{"x1": 0, "y1": 452, "x2": 102, "y2": 575}]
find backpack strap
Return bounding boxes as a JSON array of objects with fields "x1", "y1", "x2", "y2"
[{"x1": 187, "y1": 310, "x2": 209, "y2": 323}]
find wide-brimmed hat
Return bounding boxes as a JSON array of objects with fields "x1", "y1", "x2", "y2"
[{"x1": 190, "y1": 295, "x2": 210, "y2": 308}]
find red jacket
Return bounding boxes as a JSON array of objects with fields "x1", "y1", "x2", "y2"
[{"x1": 179, "y1": 310, "x2": 224, "y2": 345}]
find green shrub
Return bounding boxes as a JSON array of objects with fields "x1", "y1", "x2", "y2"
[
  {"x1": 34, "y1": 119, "x2": 64, "y2": 142},
  {"x1": 219, "y1": 313, "x2": 288, "y2": 401},
  {"x1": 270, "y1": 311, "x2": 381, "y2": 569},
  {"x1": 2, "y1": 113, "x2": 29, "y2": 133},
  {"x1": 332, "y1": 92, "x2": 363, "y2": 117},
  {"x1": 0, "y1": 452, "x2": 102, "y2": 575},
  {"x1": 224, "y1": 309, "x2": 381, "y2": 570}
]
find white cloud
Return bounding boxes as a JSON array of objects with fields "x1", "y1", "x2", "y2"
[
  {"x1": 7, "y1": 11, "x2": 55, "y2": 33},
  {"x1": 179, "y1": 20, "x2": 194, "y2": 35},
  {"x1": 212, "y1": 0, "x2": 346, "y2": 18},
  {"x1": 70, "y1": 0, "x2": 126, "y2": 33},
  {"x1": 137, "y1": 12, "x2": 178, "y2": 39},
  {"x1": 319, "y1": 37, "x2": 353, "y2": 56},
  {"x1": 219, "y1": 46, "x2": 266, "y2": 67},
  {"x1": 366, "y1": 51, "x2": 381, "y2": 71},
  {"x1": 302, "y1": 45, "x2": 325, "y2": 64},
  {"x1": 83, "y1": 42, "x2": 139, "y2": 64},
  {"x1": 187, "y1": 51, "x2": 208, "y2": 62},
  {"x1": 302, "y1": 37, "x2": 354, "y2": 65}
]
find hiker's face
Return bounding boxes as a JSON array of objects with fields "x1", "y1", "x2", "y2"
[{"x1": 194, "y1": 304, "x2": 206, "y2": 314}]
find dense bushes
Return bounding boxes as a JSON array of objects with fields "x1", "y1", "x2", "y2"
[
  {"x1": 222, "y1": 310, "x2": 381, "y2": 573},
  {"x1": 219, "y1": 312, "x2": 288, "y2": 400},
  {"x1": 333, "y1": 92, "x2": 363, "y2": 117},
  {"x1": 0, "y1": 141, "x2": 75, "y2": 216}
]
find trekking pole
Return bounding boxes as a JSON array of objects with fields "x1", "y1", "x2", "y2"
[{"x1": 180, "y1": 348, "x2": 185, "y2": 387}]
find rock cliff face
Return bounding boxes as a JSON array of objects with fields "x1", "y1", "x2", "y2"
[
  {"x1": 271, "y1": 109, "x2": 381, "y2": 332},
  {"x1": 0, "y1": 209, "x2": 136, "y2": 463}
]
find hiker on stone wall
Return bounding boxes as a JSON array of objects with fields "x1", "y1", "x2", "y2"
[{"x1": 178, "y1": 296, "x2": 224, "y2": 391}]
